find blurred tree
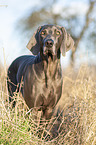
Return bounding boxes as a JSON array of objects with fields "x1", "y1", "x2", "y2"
[
  {"x1": 70, "y1": 0, "x2": 96, "y2": 65},
  {"x1": 17, "y1": 0, "x2": 96, "y2": 65}
]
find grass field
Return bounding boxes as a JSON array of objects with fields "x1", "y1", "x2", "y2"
[{"x1": 0, "y1": 64, "x2": 96, "y2": 145}]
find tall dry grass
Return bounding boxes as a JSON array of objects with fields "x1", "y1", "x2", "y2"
[{"x1": 0, "y1": 64, "x2": 96, "y2": 144}]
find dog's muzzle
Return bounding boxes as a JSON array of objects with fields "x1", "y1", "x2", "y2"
[
  {"x1": 45, "y1": 39, "x2": 54, "y2": 48},
  {"x1": 43, "y1": 39, "x2": 54, "y2": 55}
]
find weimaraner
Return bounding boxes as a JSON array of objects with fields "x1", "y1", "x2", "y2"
[{"x1": 7, "y1": 24, "x2": 74, "y2": 120}]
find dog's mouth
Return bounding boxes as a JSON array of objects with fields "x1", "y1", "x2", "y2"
[
  {"x1": 43, "y1": 47, "x2": 55, "y2": 61},
  {"x1": 47, "y1": 51, "x2": 53, "y2": 60}
]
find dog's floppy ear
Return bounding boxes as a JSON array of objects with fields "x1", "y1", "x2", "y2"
[
  {"x1": 61, "y1": 27, "x2": 74, "y2": 56},
  {"x1": 26, "y1": 26, "x2": 42, "y2": 55}
]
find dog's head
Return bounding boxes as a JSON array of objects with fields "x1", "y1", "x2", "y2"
[{"x1": 27, "y1": 25, "x2": 74, "y2": 59}]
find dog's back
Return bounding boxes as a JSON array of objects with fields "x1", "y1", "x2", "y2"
[{"x1": 7, "y1": 55, "x2": 35, "y2": 104}]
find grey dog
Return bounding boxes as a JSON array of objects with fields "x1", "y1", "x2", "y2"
[{"x1": 7, "y1": 24, "x2": 74, "y2": 120}]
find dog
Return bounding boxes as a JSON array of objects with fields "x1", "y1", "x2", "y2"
[{"x1": 7, "y1": 24, "x2": 74, "y2": 120}]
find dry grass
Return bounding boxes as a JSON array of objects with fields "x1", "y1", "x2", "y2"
[{"x1": 0, "y1": 64, "x2": 96, "y2": 145}]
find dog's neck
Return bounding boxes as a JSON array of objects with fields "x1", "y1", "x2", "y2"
[
  {"x1": 36, "y1": 52, "x2": 61, "y2": 75},
  {"x1": 34, "y1": 52, "x2": 61, "y2": 69},
  {"x1": 33, "y1": 52, "x2": 62, "y2": 88}
]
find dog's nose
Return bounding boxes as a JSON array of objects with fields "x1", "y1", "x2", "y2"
[{"x1": 45, "y1": 39, "x2": 54, "y2": 48}]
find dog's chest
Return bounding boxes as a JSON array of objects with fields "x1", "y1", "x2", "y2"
[
  {"x1": 34, "y1": 62, "x2": 62, "y2": 98},
  {"x1": 23, "y1": 61, "x2": 62, "y2": 108}
]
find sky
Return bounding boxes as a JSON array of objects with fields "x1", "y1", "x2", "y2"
[
  {"x1": 0, "y1": 0, "x2": 41, "y2": 65},
  {"x1": 0, "y1": 0, "x2": 90, "y2": 67}
]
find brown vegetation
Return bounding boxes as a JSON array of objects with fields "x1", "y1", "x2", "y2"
[{"x1": 0, "y1": 64, "x2": 96, "y2": 144}]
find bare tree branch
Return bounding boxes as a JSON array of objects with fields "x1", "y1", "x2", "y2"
[{"x1": 71, "y1": 0, "x2": 96, "y2": 64}]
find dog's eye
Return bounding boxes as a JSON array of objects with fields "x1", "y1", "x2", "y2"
[
  {"x1": 41, "y1": 31, "x2": 46, "y2": 35},
  {"x1": 56, "y1": 31, "x2": 60, "y2": 36}
]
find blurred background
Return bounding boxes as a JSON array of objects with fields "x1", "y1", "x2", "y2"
[
  {"x1": 0, "y1": 0, "x2": 96, "y2": 69},
  {"x1": 0, "y1": 1, "x2": 96, "y2": 144}
]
